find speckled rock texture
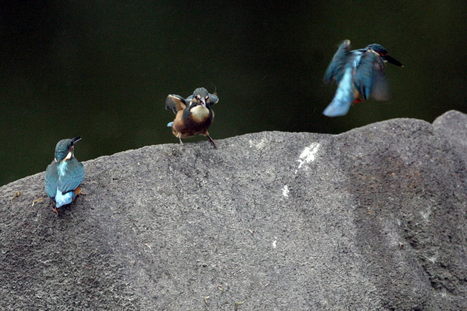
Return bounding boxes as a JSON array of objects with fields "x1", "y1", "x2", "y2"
[{"x1": 0, "y1": 111, "x2": 465, "y2": 311}]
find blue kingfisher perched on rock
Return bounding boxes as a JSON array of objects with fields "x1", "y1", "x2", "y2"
[
  {"x1": 323, "y1": 40, "x2": 403, "y2": 117},
  {"x1": 45, "y1": 137, "x2": 85, "y2": 213},
  {"x1": 165, "y1": 87, "x2": 219, "y2": 148}
]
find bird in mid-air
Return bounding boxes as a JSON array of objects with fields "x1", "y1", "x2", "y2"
[
  {"x1": 45, "y1": 137, "x2": 85, "y2": 213},
  {"x1": 165, "y1": 87, "x2": 219, "y2": 148},
  {"x1": 323, "y1": 39, "x2": 403, "y2": 117}
]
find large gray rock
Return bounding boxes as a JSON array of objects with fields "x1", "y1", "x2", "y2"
[{"x1": 0, "y1": 111, "x2": 465, "y2": 311}]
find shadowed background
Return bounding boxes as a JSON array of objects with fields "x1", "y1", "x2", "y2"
[{"x1": 0, "y1": 0, "x2": 465, "y2": 186}]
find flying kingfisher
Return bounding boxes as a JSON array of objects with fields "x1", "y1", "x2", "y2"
[
  {"x1": 45, "y1": 137, "x2": 85, "y2": 213},
  {"x1": 323, "y1": 40, "x2": 403, "y2": 117},
  {"x1": 165, "y1": 87, "x2": 219, "y2": 148}
]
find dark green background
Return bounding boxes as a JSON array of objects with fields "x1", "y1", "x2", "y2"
[{"x1": 1, "y1": 1, "x2": 465, "y2": 186}]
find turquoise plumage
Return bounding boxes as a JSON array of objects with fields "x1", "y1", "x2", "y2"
[
  {"x1": 45, "y1": 137, "x2": 85, "y2": 210},
  {"x1": 323, "y1": 40, "x2": 403, "y2": 117}
]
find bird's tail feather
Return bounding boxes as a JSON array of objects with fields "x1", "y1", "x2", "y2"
[
  {"x1": 323, "y1": 68, "x2": 354, "y2": 117},
  {"x1": 55, "y1": 190, "x2": 75, "y2": 208}
]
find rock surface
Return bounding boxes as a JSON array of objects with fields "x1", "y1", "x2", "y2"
[{"x1": 0, "y1": 111, "x2": 466, "y2": 311}]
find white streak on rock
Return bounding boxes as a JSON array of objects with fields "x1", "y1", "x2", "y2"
[
  {"x1": 420, "y1": 208, "x2": 431, "y2": 221},
  {"x1": 249, "y1": 138, "x2": 267, "y2": 149},
  {"x1": 297, "y1": 142, "x2": 320, "y2": 171}
]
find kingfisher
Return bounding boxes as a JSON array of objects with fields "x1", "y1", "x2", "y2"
[
  {"x1": 165, "y1": 87, "x2": 219, "y2": 148},
  {"x1": 45, "y1": 137, "x2": 85, "y2": 213},
  {"x1": 323, "y1": 40, "x2": 403, "y2": 117}
]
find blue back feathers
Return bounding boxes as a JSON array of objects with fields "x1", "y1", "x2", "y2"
[
  {"x1": 323, "y1": 40, "x2": 394, "y2": 117},
  {"x1": 45, "y1": 137, "x2": 85, "y2": 208}
]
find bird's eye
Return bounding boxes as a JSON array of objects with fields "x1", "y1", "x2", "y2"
[
  {"x1": 196, "y1": 95, "x2": 201, "y2": 100},
  {"x1": 205, "y1": 96, "x2": 209, "y2": 100}
]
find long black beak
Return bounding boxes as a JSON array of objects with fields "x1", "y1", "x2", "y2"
[
  {"x1": 71, "y1": 136, "x2": 82, "y2": 145},
  {"x1": 384, "y1": 55, "x2": 403, "y2": 67}
]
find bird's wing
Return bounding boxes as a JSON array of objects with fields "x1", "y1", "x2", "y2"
[
  {"x1": 185, "y1": 95, "x2": 194, "y2": 105},
  {"x1": 208, "y1": 93, "x2": 219, "y2": 108},
  {"x1": 45, "y1": 162, "x2": 58, "y2": 198},
  {"x1": 165, "y1": 94, "x2": 187, "y2": 114},
  {"x1": 58, "y1": 159, "x2": 85, "y2": 194},
  {"x1": 323, "y1": 67, "x2": 354, "y2": 117},
  {"x1": 324, "y1": 40, "x2": 352, "y2": 83},
  {"x1": 370, "y1": 57, "x2": 389, "y2": 101},
  {"x1": 354, "y1": 52, "x2": 389, "y2": 101}
]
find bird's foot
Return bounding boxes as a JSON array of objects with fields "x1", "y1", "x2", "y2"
[
  {"x1": 207, "y1": 135, "x2": 217, "y2": 149},
  {"x1": 74, "y1": 187, "x2": 86, "y2": 196},
  {"x1": 51, "y1": 206, "x2": 59, "y2": 214}
]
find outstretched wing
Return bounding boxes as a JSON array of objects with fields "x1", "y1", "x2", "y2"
[
  {"x1": 165, "y1": 94, "x2": 187, "y2": 114},
  {"x1": 45, "y1": 161, "x2": 58, "y2": 198},
  {"x1": 324, "y1": 39, "x2": 352, "y2": 83},
  {"x1": 354, "y1": 52, "x2": 388, "y2": 101},
  {"x1": 208, "y1": 93, "x2": 219, "y2": 108},
  {"x1": 58, "y1": 159, "x2": 85, "y2": 194},
  {"x1": 323, "y1": 67, "x2": 354, "y2": 117},
  {"x1": 369, "y1": 57, "x2": 389, "y2": 101}
]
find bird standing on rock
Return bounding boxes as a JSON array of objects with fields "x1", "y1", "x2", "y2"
[
  {"x1": 165, "y1": 87, "x2": 219, "y2": 148},
  {"x1": 323, "y1": 40, "x2": 403, "y2": 117},
  {"x1": 45, "y1": 137, "x2": 85, "y2": 213}
]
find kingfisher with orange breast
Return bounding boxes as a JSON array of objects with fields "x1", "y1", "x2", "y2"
[
  {"x1": 165, "y1": 87, "x2": 219, "y2": 148},
  {"x1": 323, "y1": 40, "x2": 403, "y2": 117}
]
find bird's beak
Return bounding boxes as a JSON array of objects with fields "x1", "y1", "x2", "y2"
[
  {"x1": 201, "y1": 98, "x2": 206, "y2": 106},
  {"x1": 71, "y1": 136, "x2": 82, "y2": 145},
  {"x1": 63, "y1": 136, "x2": 81, "y2": 161},
  {"x1": 384, "y1": 55, "x2": 404, "y2": 67}
]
